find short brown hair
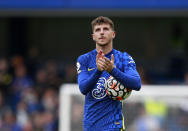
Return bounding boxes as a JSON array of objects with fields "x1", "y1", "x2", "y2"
[{"x1": 91, "y1": 16, "x2": 114, "y2": 31}]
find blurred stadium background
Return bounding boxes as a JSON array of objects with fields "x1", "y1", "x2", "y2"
[{"x1": 0, "y1": 0, "x2": 188, "y2": 131}]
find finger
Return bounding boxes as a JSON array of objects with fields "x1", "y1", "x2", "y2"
[
  {"x1": 99, "y1": 58, "x2": 111, "y2": 71},
  {"x1": 97, "y1": 62, "x2": 105, "y2": 70},
  {"x1": 98, "y1": 60, "x2": 108, "y2": 69},
  {"x1": 101, "y1": 58, "x2": 110, "y2": 69},
  {"x1": 99, "y1": 50, "x2": 102, "y2": 55},
  {"x1": 104, "y1": 57, "x2": 111, "y2": 64},
  {"x1": 111, "y1": 54, "x2": 114, "y2": 64},
  {"x1": 101, "y1": 52, "x2": 105, "y2": 58},
  {"x1": 96, "y1": 53, "x2": 99, "y2": 60},
  {"x1": 97, "y1": 60, "x2": 105, "y2": 66},
  {"x1": 96, "y1": 51, "x2": 102, "y2": 60},
  {"x1": 99, "y1": 57, "x2": 106, "y2": 63},
  {"x1": 97, "y1": 59, "x2": 108, "y2": 69},
  {"x1": 99, "y1": 49, "x2": 105, "y2": 57}
]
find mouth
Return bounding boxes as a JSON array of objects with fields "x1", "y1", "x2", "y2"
[{"x1": 99, "y1": 37, "x2": 105, "y2": 40}]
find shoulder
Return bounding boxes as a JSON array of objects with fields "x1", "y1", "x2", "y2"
[
  {"x1": 113, "y1": 49, "x2": 130, "y2": 58},
  {"x1": 77, "y1": 50, "x2": 96, "y2": 62},
  {"x1": 76, "y1": 50, "x2": 96, "y2": 73},
  {"x1": 122, "y1": 51, "x2": 136, "y2": 65},
  {"x1": 114, "y1": 49, "x2": 135, "y2": 63}
]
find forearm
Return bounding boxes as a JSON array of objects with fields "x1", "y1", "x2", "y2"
[
  {"x1": 110, "y1": 68, "x2": 141, "y2": 91},
  {"x1": 78, "y1": 69, "x2": 102, "y2": 95}
]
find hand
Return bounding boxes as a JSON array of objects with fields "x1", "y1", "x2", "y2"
[
  {"x1": 103, "y1": 54, "x2": 115, "y2": 73},
  {"x1": 96, "y1": 50, "x2": 105, "y2": 71}
]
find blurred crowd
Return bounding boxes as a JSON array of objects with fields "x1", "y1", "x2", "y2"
[
  {"x1": 124, "y1": 100, "x2": 188, "y2": 131},
  {"x1": 70, "y1": 94, "x2": 188, "y2": 131},
  {"x1": 137, "y1": 62, "x2": 188, "y2": 85},
  {"x1": 0, "y1": 55, "x2": 77, "y2": 131},
  {"x1": 0, "y1": 50, "x2": 187, "y2": 131}
]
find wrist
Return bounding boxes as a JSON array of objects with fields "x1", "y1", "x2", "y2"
[
  {"x1": 107, "y1": 66, "x2": 115, "y2": 73},
  {"x1": 97, "y1": 68, "x2": 103, "y2": 72}
]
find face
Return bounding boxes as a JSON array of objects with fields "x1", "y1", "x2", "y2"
[{"x1": 92, "y1": 24, "x2": 115, "y2": 46}]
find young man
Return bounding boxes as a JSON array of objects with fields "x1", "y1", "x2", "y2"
[{"x1": 76, "y1": 16, "x2": 141, "y2": 131}]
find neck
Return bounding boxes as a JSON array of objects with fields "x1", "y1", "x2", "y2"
[{"x1": 96, "y1": 42, "x2": 113, "y2": 55}]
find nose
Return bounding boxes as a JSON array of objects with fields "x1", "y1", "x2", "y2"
[{"x1": 100, "y1": 29, "x2": 104, "y2": 35}]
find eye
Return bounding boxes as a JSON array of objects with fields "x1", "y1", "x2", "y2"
[
  {"x1": 95, "y1": 28, "x2": 100, "y2": 32},
  {"x1": 103, "y1": 27, "x2": 109, "y2": 31}
]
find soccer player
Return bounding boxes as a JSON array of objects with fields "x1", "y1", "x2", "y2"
[{"x1": 76, "y1": 16, "x2": 141, "y2": 131}]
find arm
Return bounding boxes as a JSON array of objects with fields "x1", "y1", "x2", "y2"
[
  {"x1": 78, "y1": 69, "x2": 102, "y2": 95},
  {"x1": 110, "y1": 67, "x2": 141, "y2": 91},
  {"x1": 110, "y1": 53, "x2": 141, "y2": 91},
  {"x1": 76, "y1": 55, "x2": 102, "y2": 95},
  {"x1": 103, "y1": 53, "x2": 141, "y2": 91}
]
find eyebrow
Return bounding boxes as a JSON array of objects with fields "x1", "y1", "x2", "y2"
[
  {"x1": 95, "y1": 28, "x2": 100, "y2": 32},
  {"x1": 94, "y1": 26, "x2": 110, "y2": 31},
  {"x1": 103, "y1": 27, "x2": 109, "y2": 30}
]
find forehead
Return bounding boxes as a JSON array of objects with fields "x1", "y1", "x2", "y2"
[{"x1": 93, "y1": 24, "x2": 111, "y2": 30}]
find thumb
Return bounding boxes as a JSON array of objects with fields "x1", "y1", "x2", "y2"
[
  {"x1": 111, "y1": 54, "x2": 114, "y2": 64},
  {"x1": 98, "y1": 50, "x2": 104, "y2": 58},
  {"x1": 99, "y1": 50, "x2": 102, "y2": 55},
  {"x1": 96, "y1": 53, "x2": 99, "y2": 59}
]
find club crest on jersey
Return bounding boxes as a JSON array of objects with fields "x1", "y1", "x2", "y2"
[{"x1": 92, "y1": 77, "x2": 107, "y2": 99}]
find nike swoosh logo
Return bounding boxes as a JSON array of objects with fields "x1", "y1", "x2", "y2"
[{"x1": 88, "y1": 68, "x2": 95, "y2": 71}]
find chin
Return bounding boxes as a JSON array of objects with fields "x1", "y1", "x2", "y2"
[{"x1": 97, "y1": 42, "x2": 108, "y2": 46}]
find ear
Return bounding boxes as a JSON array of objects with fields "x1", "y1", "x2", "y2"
[
  {"x1": 92, "y1": 34, "x2": 96, "y2": 41},
  {"x1": 112, "y1": 31, "x2": 116, "y2": 39}
]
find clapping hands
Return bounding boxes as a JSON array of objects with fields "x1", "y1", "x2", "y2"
[{"x1": 96, "y1": 50, "x2": 115, "y2": 73}]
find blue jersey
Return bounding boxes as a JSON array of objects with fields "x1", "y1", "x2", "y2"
[{"x1": 76, "y1": 49, "x2": 141, "y2": 131}]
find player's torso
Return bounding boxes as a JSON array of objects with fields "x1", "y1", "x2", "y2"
[
  {"x1": 86, "y1": 49, "x2": 124, "y2": 100},
  {"x1": 83, "y1": 49, "x2": 124, "y2": 130}
]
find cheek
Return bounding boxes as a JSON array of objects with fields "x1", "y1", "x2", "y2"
[
  {"x1": 92, "y1": 35, "x2": 95, "y2": 40},
  {"x1": 110, "y1": 33, "x2": 115, "y2": 39},
  {"x1": 92, "y1": 34, "x2": 95, "y2": 40},
  {"x1": 92, "y1": 35, "x2": 96, "y2": 41},
  {"x1": 93, "y1": 34, "x2": 99, "y2": 41},
  {"x1": 107, "y1": 34, "x2": 113, "y2": 39}
]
